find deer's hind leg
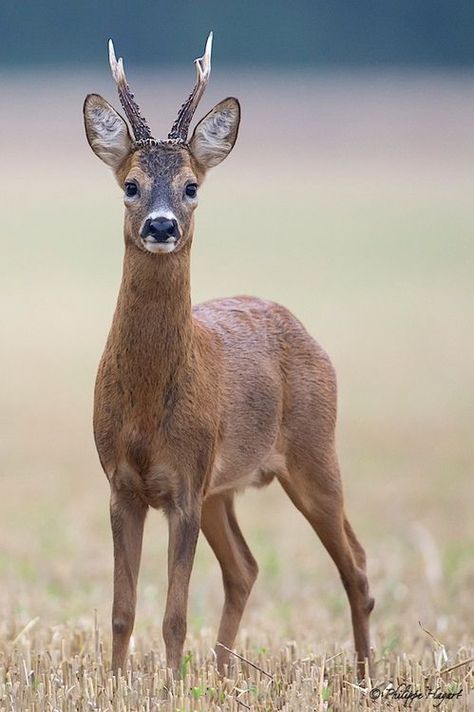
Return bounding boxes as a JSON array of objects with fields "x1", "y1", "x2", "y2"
[
  {"x1": 201, "y1": 492, "x2": 258, "y2": 673},
  {"x1": 279, "y1": 448, "x2": 374, "y2": 678}
]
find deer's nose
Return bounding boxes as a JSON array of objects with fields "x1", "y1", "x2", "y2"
[{"x1": 141, "y1": 217, "x2": 178, "y2": 242}]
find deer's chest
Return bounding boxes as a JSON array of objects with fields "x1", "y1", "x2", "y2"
[{"x1": 94, "y1": 382, "x2": 217, "y2": 508}]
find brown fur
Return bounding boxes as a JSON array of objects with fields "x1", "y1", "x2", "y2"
[{"x1": 84, "y1": 92, "x2": 374, "y2": 679}]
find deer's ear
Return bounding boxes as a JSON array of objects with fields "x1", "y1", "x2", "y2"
[
  {"x1": 189, "y1": 97, "x2": 240, "y2": 171},
  {"x1": 83, "y1": 94, "x2": 132, "y2": 169}
]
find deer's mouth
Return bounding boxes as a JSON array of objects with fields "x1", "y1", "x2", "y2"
[{"x1": 141, "y1": 235, "x2": 179, "y2": 254}]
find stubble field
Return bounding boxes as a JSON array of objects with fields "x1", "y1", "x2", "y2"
[{"x1": 0, "y1": 70, "x2": 473, "y2": 710}]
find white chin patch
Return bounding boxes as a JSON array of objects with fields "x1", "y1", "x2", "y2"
[{"x1": 142, "y1": 238, "x2": 177, "y2": 254}]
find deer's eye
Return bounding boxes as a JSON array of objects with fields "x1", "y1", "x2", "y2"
[
  {"x1": 125, "y1": 181, "x2": 139, "y2": 198},
  {"x1": 185, "y1": 183, "x2": 198, "y2": 199}
]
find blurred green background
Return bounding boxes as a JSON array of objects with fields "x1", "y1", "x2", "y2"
[
  {"x1": 2, "y1": 0, "x2": 474, "y2": 67},
  {"x1": 0, "y1": 1, "x2": 472, "y2": 669}
]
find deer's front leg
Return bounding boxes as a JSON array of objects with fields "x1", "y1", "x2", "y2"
[
  {"x1": 162, "y1": 505, "x2": 201, "y2": 673},
  {"x1": 110, "y1": 488, "x2": 148, "y2": 674}
]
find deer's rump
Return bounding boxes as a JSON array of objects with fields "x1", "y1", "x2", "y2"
[{"x1": 193, "y1": 296, "x2": 338, "y2": 496}]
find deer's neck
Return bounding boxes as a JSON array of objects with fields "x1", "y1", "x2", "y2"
[{"x1": 112, "y1": 244, "x2": 194, "y2": 396}]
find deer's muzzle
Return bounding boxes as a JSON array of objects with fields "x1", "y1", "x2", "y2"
[{"x1": 141, "y1": 217, "x2": 179, "y2": 243}]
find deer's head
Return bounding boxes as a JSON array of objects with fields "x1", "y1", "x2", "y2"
[{"x1": 84, "y1": 34, "x2": 240, "y2": 255}]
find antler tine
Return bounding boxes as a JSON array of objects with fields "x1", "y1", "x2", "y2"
[
  {"x1": 108, "y1": 39, "x2": 153, "y2": 142},
  {"x1": 168, "y1": 32, "x2": 213, "y2": 143}
]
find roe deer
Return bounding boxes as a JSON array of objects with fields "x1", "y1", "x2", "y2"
[{"x1": 83, "y1": 34, "x2": 374, "y2": 678}]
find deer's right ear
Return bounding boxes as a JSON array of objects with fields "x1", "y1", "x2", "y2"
[{"x1": 83, "y1": 94, "x2": 132, "y2": 169}]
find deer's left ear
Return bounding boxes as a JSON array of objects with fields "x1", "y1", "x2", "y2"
[{"x1": 189, "y1": 97, "x2": 240, "y2": 171}]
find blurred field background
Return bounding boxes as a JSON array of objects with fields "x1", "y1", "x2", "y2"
[{"x1": 0, "y1": 3, "x2": 474, "y2": 710}]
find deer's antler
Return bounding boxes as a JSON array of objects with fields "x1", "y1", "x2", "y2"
[
  {"x1": 108, "y1": 39, "x2": 153, "y2": 142},
  {"x1": 168, "y1": 32, "x2": 213, "y2": 143}
]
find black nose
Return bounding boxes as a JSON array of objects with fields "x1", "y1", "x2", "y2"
[{"x1": 142, "y1": 217, "x2": 178, "y2": 242}]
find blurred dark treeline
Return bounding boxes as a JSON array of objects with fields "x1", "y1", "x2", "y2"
[{"x1": 1, "y1": 1, "x2": 473, "y2": 68}]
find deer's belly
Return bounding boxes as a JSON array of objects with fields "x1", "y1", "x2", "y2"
[{"x1": 206, "y1": 447, "x2": 288, "y2": 497}]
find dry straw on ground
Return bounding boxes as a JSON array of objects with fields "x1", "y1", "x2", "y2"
[{"x1": 0, "y1": 619, "x2": 473, "y2": 710}]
